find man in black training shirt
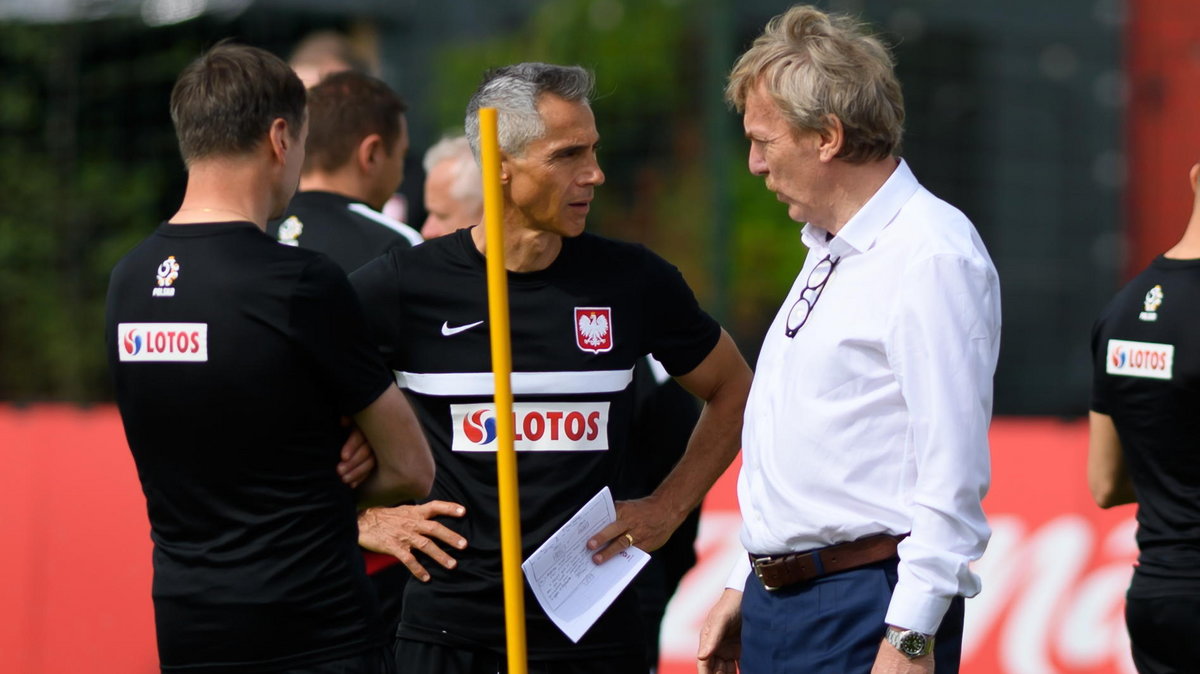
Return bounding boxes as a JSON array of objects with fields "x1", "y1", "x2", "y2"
[
  {"x1": 105, "y1": 43, "x2": 434, "y2": 673},
  {"x1": 269, "y1": 70, "x2": 422, "y2": 274},
  {"x1": 351, "y1": 63, "x2": 752, "y2": 674},
  {"x1": 1089, "y1": 161, "x2": 1200, "y2": 673},
  {"x1": 395, "y1": 140, "x2": 707, "y2": 670}
]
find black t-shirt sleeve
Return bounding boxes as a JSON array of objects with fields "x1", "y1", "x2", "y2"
[
  {"x1": 641, "y1": 249, "x2": 722, "y2": 377},
  {"x1": 349, "y1": 250, "x2": 406, "y2": 369},
  {"x1": 384, "y1": 236, "x2": 415, "y2": 255},
  {"x1": 289, "y1": 256, "x2": 392, "y2": 416}
]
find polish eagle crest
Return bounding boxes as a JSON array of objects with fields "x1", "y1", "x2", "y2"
[{"x1": 574, "y1": 307, "x2": 613, "y2": 353}]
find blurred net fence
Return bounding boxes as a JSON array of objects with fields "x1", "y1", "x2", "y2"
[{"x1": 0, "y1": 1, "x2": 1124, "y2": 413}]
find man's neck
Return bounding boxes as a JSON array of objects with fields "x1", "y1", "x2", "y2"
[
  {"x1": 1164, "y1": 213, "x2": 1200, "y2": 259},
  {"x1": 300, "y1": 171, "x2": 374, "y2": 210},
  {"x1": 170, "y1": 159, "x2": 272, "y2": 230},
  {"x1": 470, "y1": 221, "x2": 564, "y2": 273},
  {"x1": 815, "y1": 157, "x2": 899, "y2": 236}
]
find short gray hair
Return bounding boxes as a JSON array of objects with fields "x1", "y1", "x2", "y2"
[
  {"x1": 423, "y1": 135, "x2": 481, "y2": 207},
  {"x1": 465, "y1": 63, "x2": 594, "y2": 159}
]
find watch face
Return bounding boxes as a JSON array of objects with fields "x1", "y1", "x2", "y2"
[{"x1": 899, "y1": 632, "x2": 927, "y2": 656}]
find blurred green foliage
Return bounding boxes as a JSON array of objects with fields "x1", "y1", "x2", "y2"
[
  {"x1": 0, "y1": 22, "x2": 189, "y2": 401},
  {"x1": 430, "y1": 0, "x2": 805, "y2": 354},
  {"x1": 0, "y1": 1, "x2": 807, "y2": 401}
]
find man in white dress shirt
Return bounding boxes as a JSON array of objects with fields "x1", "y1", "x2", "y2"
[{"x1": 697, "y1": 5, "x2": 1001, "y2": 673}]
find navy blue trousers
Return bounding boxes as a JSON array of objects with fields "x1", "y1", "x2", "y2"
[{"x1": 740, "y1": 559, "x2": 964, "y2": 674}]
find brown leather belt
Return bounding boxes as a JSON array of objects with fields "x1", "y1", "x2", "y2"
[{"x1": 750, "y1": 533, "x2": 907, "y2": 591}]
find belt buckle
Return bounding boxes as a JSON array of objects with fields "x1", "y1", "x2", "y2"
[{"x1": 752, "y1": 556, "x2": 780, "y2": 591}]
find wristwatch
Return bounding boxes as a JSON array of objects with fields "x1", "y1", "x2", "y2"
[{"x1": 885, "y1": 626, "x2": 934, "y2": 658}]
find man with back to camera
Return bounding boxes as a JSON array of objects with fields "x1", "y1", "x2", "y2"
[
  {"x1": 269, "y1": 70, "x2": 422, "y2": 274},
  {"x1": 105, "y1": 42, "x2": 434, "y2": 673},
  {"x1": 420, "y1": 135, "x2": 484, "y2": 239},
  {"x1": 1088, "y1": 162, "x2": 1200, "y2": 674},
  {"x1": 349, "y1": 62, "x2": 753, "y2": 673},
  {"x1": 697, "y1": 6, "x2": 1001, "y2": 673}
]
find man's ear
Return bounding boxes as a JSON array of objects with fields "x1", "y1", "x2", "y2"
[
  {"x1": 817, "y1": 114, "x2": 844, "y2": 163},
  {"x1": 268, "y1": 118, "x2": 291, "y2": 163},
  {"x1": 358, "y1": 134, "x2": 385, "y2": 173},
  {"x1": 1189, "y1": 162, "x2": 1199, "y2": 195},
  {"x1": 498, "y1": 154, "x2": 511, "y2": 184}
]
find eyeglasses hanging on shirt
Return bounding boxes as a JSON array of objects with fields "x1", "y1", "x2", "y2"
[{"x1": 784, "y1": 254, "x2": 841, "y2": 338}]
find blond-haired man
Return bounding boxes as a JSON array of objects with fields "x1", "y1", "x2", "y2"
[{"x1": 698, "y1": 6, "x2": 1001, "y2": 673}]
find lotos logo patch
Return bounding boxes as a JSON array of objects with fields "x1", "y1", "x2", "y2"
[
  {"x1": 117, "y1": 323, "x2": 208, "y2": 362},
  {"x1": 575, "y1": 307, "x2": 613, "y2": 354},
  {"x1": 463, "y1": 409, "x2": 497, "y2": 444},
  {"x1": 450, "y1": 402, "x2": 609, "y2": 452},
  {"x1": 1105, "y1": 339, "x2": 1173, "y2": 380}
]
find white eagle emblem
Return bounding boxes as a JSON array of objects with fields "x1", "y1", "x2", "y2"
[
  {"x1": 575, "y1": 307, "x2": 613, "y2": 353},
  {"x1": 277, "y1": 215, "x2": 303, "y2": 246},
  {"x1": 1139, "y1": 284, "x2": 1163, "y2": 322},
  {"x1": 152, "y1": 255, "x2": 179, "y2": 297}
]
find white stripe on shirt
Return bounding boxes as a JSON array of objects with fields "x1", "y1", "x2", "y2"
[
  {"x1": 347, "y1": 203, "x2": 424, "y2": 246},
  {"x1": 395, "y1": 368, "x2": 634, "y2": 396}
]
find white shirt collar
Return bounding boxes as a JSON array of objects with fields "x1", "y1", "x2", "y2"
[{"x1": 800, "y1": 158, "x2": 920, "y2": 258}]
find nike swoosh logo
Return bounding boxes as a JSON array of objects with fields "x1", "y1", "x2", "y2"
[{"x1": 441, "y1": 320, "x2": 485, "y2": 337}]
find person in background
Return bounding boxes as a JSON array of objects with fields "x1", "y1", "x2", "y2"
[
  {"x1": 268, "y1": 70, "x2": 422, "y2": 274},
  {"x1": 420, "y1": 135, "x2": 483, "y2": 239},
  {"x1": 699, "y1": 6, "x2": 1001, "y2": 673},
  {"x1": 614, "y1": 357, "x2": 704, "y2": 673},
  {"x1": 287, "y1": 31, "x2": 413, "y2": 224},
  {"x1": 289, "y1": 30, "x2": 370, "y2": 89},
  {"x1": 1089, "y1": 161, "x2": 1200, "y2": 674},
  {"x1": 105, "y1": 42, "x2": 433, "y2": 674}
]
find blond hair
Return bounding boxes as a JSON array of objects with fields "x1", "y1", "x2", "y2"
[{"x1": 726, "y1": 4, "x2": 904, "y2": 163}]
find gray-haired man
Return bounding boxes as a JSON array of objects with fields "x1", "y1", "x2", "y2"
[
  {"x1": 350, "y1": 62, "x2": 751, "y2": 673},
  {"x1": 420, "y1": 135, "x2": 482, "y2": 239}
]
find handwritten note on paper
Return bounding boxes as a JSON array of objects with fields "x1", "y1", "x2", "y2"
[{"x1": 521, "y1": 486, "x2": 650, "y2": 643}]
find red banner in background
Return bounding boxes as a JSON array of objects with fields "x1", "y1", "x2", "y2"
[
  {"x1": 0, "y1": 405, "x2": 156, "y2": 674},
  {"x1": 0, "y1": 409, "x2": 1135, "y2": 674},
  {"x1": 658, "y1": 418, "x2": 1137, "y2": 674}
]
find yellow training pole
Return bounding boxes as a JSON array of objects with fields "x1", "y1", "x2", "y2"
[{"x1": 479, "y1": 107, "x2": 528, "y2": 674}]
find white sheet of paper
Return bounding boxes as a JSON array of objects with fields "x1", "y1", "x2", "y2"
[{"x1": 521, "y1": 486, "x2": 651, "y2": 643}]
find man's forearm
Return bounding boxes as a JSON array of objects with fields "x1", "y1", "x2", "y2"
[{"x1": 653, "y1": 337, "x2": 750, "y2": 522}]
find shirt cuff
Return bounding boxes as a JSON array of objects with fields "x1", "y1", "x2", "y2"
[
  {"x1": 725, "y1": 554, "x2": 750, "y2": 591},
  {"x1": 883, "y1": 582, "x2": 951, "y2": 635}
]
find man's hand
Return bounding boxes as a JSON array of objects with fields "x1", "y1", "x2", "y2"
[
  {"x1": 337, "y1": 419, "x2": 375, "y2": 489},
  {"x1": 871, "y1": 638, "x2": 934, "y2": 674},
  {"x1": 585, "y1": 495, "x2": 679, "y2": 564},
  {"x1": 358, "y1": 502, "x2": 467, "y2": 582},
  {"x1": 697, "y1": 588, "x2": 743, "y2": 674},
  {"x1": 586, "y1": 330, "x2": 750, "y2": 567}
]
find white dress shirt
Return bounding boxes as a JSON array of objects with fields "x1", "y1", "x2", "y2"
[{"x1": 730, "y1": 159, "x2": 1001, "y2": 635}]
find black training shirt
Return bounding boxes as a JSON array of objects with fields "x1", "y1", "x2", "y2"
[
  {"x1": 1091, "y1": 255, "x2": 1200, "y2": 595},
  {"x1": 268, "y1": 190, "x2": 423, "y2": 275},
  {"x1": 350, "y1": 228, "x2": 721, "y2": 658},
  {"x1": 105, "y1": 221, "x2": 393, "y2": 670}
]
